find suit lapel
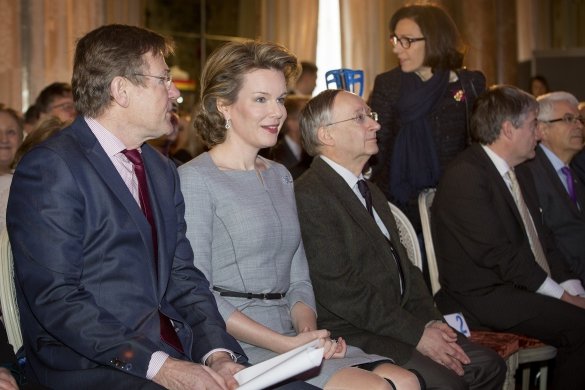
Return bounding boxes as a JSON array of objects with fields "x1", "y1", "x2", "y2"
[
  {"x1": 72, "y1": 118, "x2": 158, "y2": 286},
  {"x1": 536, "y1": 147, "x2": 583, "y2": 217},
  {"x1": 370, "y1": 187, "x2": 411, "y2": 299},
  {"x1": 142, "y1": 145, "x2": 174, "y2": 295},
  {"x1": 473, "y1": 145, "x2": 525, "y2": 225},
  {"x1": 311, "y1": 158, "x2": 404, "y2": 297}
]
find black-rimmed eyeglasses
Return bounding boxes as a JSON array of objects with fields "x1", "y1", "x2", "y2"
[
  {"x1": 325, "y1": 112, "x2": 378, "y2": 127},
  {"x1": 134, "y1": 73, "x2": 173, "y2": 90},
  {"x1": 540, "y1": 114, "x2": 584, "y2": 125},
  {"x1": 390, "y1": 35, "x2": 426, "y2": 49}
]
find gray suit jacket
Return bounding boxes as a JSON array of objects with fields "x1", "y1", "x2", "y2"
[
  {"x1": 295, "y1": 157, "x2": 441, "y2": 364},
  {"x1": 517, "y1": 146, "x2": 585, "y2": 285}
]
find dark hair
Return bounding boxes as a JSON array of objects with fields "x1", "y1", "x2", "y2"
[
  {"x1": 195, "y1": 41, "x2": 300, "y2": 148},
  {"x1": 11, "y1": 117, "x2": 65, "y2": 169},
  {"x1": 284, "y1": 95, "x2": 310, "y2": 118},
  {"x1": 24, "y1": 104, "x2": 41, "y2": 125},
  {"x1": 72, "y1": 24, "x2": 174, "y2": 118},
  {"x1": 390, "y1": 4, "x2": 465, "y2": 70},
  {"x1": 471, "y1": 85, "x2": 538, "y2": 145},
  {"x1": 34, "y1": 82, "x2": 73, "y2": 114},
  {"x1": 299, "y1": 89, "x2": 343, "y2": 156},
  {"x1": 530, "y1": 75, "x2": 549, "y2": 94},
  {"x1": 300, "y1": 61, "x2": 318, "y2": 75}
]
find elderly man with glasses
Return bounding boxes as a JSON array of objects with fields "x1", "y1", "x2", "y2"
[
  {"x1": 295, "y1": 89, "x2": 505, "y2": 390},
  {"x1": 516, "y1": 91, "x2": 585, "y2": 285}
]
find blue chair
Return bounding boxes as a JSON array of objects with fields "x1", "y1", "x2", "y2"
[{"x1": 325, "y1": 69, "x2": 365, "y2": 96}]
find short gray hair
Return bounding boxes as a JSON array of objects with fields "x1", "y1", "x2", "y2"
[
  {"x1": 537, "y1": 91, "x2": 579, "y2": 121},
  {"x1": 299, "y1": 89, "x2": 343, "y2": 156}
]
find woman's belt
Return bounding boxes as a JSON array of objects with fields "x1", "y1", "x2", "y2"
[{"x1": 213, "y1": 286, "x2": 286, "y2": 300}]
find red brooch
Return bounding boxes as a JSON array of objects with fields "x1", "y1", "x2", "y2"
[{"x1": 453, "y1": 89, "x2": 465, "y2": 102}]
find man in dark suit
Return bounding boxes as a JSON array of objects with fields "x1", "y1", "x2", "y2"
[
  {"x1": 433, "y1": 85, "x2": 585, "y2": 390},
  {"x1": 295, "y1": 89, "x2": 505, "y2": 390},
  {"x1": 517, "y1": 91, "x2": 585, "y2": 284},
  {"x1": 7, "y1": 24, "x2": 246, "y2": 390}
]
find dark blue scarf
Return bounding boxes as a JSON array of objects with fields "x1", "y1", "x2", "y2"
[{"x1": 389, "y1": 69, "x2": 449, "y2": 205}]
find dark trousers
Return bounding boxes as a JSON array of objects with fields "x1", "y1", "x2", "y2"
[
  {"x1": 402, "y1": 333, "x2": 506, "y2": 390},
  {"x1": 502, "y1": 295, "x2": 585, "y2": 390}
]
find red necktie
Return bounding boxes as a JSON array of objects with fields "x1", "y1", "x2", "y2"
[{"x1": 122, "y1": 149, "x2": 184, "y2": 353}]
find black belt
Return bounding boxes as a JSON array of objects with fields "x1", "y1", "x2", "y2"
[{"x1": 213, "y1": 286, "x2": 286, "y2": 300}]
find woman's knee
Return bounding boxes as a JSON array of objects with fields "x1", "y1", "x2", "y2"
[
  {"x1": 373, "y1": 363, "x2": 422, "y2": 390},
  {"x1": 325, "y1": 367, "x2": 393, "y2": 390}
]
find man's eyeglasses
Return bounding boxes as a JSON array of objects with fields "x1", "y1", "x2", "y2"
[
  {"x1": 390, "y1": 35, "x2": 426, "y2": 49},
  {"x1": 325, "y1": 112, "x2": 378, "y2": 127},
  {"x1": 134, "y1": 73, "x2": 173, "y2": 90},
  {"x1": 540, "y1": 114, "x2": 584, "y2": 125}
]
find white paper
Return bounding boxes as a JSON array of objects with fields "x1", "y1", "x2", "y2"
[
  {"x1": 444, "y1": 312, "x2": 470, "y2": 337},
  {"x1": 235, "y1": 339, "x2": 324, "y2": 390}
]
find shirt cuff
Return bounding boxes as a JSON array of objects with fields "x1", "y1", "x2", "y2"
[
  {"x1": 536, "y1": 276, "x2": 565, "y2": 299},
  {"x1": 201, "y1": 349, "x2": 237, "y2": 366},
  {"x1": 561, "y1": 279, "x2": 585, "y2": 297},
  {"x1": 146, "y1": 351, "x2": 169, "y2": 380}
]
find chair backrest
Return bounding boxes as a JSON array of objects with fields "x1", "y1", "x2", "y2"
[
  {"x1": 388, "y1": 202, "x2": 423, "y2": 271},
  {"x1": 325, "y1": 69, "x2": 365, "y2": 96},
  {"x1": 0, "y1": 229, "x2": 22, "y2": 352},
  {"x1": 418, "y1": 188, "x2": 441, "y2": 295}
]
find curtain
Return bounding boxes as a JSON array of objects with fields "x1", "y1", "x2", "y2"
[
  {"x1": 0, "y1": 0, "x2": 22, "y2": 112},
  {"x1": 259, "y1": 0, "x2": 319, "y2": 64},
  {"x1": 11, "y1": 0, "x2": 143, "y2": 112},
  {"x1": 339, "y1": 0, "x2": 399, "y2": 100}
]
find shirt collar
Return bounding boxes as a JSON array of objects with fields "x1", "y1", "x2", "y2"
[
  {"x1": 539, "y1": 143, "x2": 566, "y2": 172},
  {"x1": 481, "y1": 144, "x2": 511, "y2": 177},
  {"x1": 84, "y1": 116, "x2": 139, "y2": 157},
  {"x1": 320, "y1": 155, "x2": 364, "y2": 189}
]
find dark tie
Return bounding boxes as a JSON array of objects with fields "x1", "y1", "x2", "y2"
[
  {"x1": 357, "y1": 179, "x2": 373, "y2": 217},
  {"x1": 561, "y1": 166, "x2": 578, "y2": 205},
  {"x1": 357, "y1": 179, "x2": 405, "y2": 296},
  {"x1": 122, "y1": 149, "x2": 184, "y2": 353}
]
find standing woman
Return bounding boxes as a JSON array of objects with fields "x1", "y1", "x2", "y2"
[
  {"x1": 179, "y1": 41, "x2": 422, "y2": 390},
  {"x1": 369, "y1": 4, "x2": 485, "y2": 229}
]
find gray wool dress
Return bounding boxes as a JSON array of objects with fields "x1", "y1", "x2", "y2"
[{"x1": 178, "y1": 152, "x2": 390, "y2": 388}]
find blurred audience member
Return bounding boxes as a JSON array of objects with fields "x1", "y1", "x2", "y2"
[
  {"x1": 170, "y1": 105, "x2": 207, "y2": 163},
  {"x1": 369, "y1": 3, "x2": 485, "y2": 231},
  {"x1": 34, "y1": 82, "x2": 77, "y2": 125},
  {"x1": 530, "y1": 75, "x2": 550, "y2": 97},
  {"x1": 148, "y1": 110, "x2": 183, "y2": 166},
  {"x1": 292, "y1": 61, "x2": 318, "y2": 96},
  {"x1": 11, "y1": 117, "x2": 65, "y2": 169},
  {"x1": 0, "y1": 107, "x2": 23, "y2": 233},
  {"x1": 517, "y1": 92, "x2": 585, "y2": 284},
  {"x1": 0, "y1": 108, "x2": 23, "y2": 175},
  {"x1": 22, "y1": 105, "x2": 41, "y2": 136},
  {"x1": 1, "y1": 117, "x2": 64, "y2": 232},
  {"x1": 268, "y1": 95, "x2": 312, "y2": 178}
]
